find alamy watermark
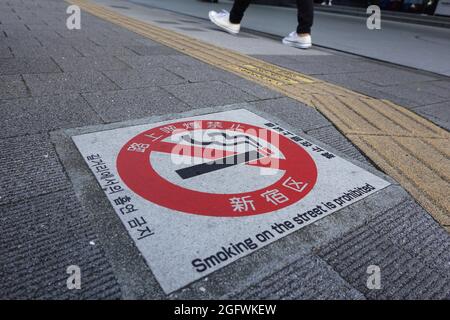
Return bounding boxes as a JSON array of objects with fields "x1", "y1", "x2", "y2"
[
  {"x1": 366, "y1": 5, "x2": 381, "y2": 30},
  {"x1": 67, "y1": 265, "x2": 81, "y2": 290},
  {"x1": 66, "y1": 5, "x2": 81, "y2": 30},
  {"x1": 366, "y1": 264, "x2": 381, "y2": 290}
]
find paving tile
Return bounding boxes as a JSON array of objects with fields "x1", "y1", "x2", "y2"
[
  {"x1": 125, "y1": 45, "x2": 181, "y2": 56},
  {"x1": 53, "y1": 56, "x2": 130, "y2": 72},
  {"x1": 2, "y1": 28, "x2": 60, "y2": 39},
  {"x1": 117, "y1": 54, "x2": 186, "y2": 69},
  {"x1": 354, "y1": 67, "x2": 437, "y2": 86},
  {"x1": 249, "y1": 97, "x2": 331, "y2": 132},
  {"x1": 228, "y1": 253, "x2": 363, "y2": 300},
  {"x1": 0, "y1": 37, "x2": 43, "y2": 49},
  {"x1": 82, "y1": 87, "x2": 192, "y2": 122},
  {"x1": 74, "y1": 43, "x2": 138, "y2": 57},
  {"x1": 414, "y1": 101, "x2": 450, "y2": 131},
  {"x1": 0, "y1": 75, "x2": 29, "y2": 99},
  {"x1": 306, "y1": 125, "x2": 370, "y2": 165},
  {"x1": 103, "y1": 67, "x2": 185, "y2": 89},
  {"x1": 0, "y1": 134, "x2": 69, "y2": 205},
  {"x1": 22, "y1": 70, "x2": 118, "y2": 96},
  {"x1": 162, "y1": 81, "x2": 258, "y2": 108},
  {"x1": 0, "y1": 190, "x2": 122, "y2": 299},
  {"x1": 367, "y1": 200, "x2": 450, "y2": 275},
  {"x1": 168, "y1": 55, "x2": 210, "y2": 67},
  {"x1": 432, "y1": 80, "x2": 450, "y2": 90},
  {"x1": 315, "y1": 73, "x2": 423, "y2": 108},
  {"x1": 0, "y1": 94, "x2": 103, "y2": 138},
  {"x1": 375, "y1": 81, "x2": 450, "y2": 106},
  {"x1": 317, "y1": 200, "x2": 450, "y2": 299},
  {"x1": 253, "y1": 54, "x2": 375, "y2": 75},
  {"x1": 165, "y1": 64, "x2": 241, "y2": 83},
  {"x1": 0, "y1": 57, "x2": 61, "y2": 75},
  {"x1": 224, "y1": 78, "x2": 283, "y2": 100},
  {"x1": 0, "y1": 46, "x2": 12, "y2": 58},
  {"x1": 8, "y1": 44, "x2": 82, "y2": 58}
]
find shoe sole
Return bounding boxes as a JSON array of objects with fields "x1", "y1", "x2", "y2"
[
  {"x1": 209, "y1": 13, "x2": 239, "y2": 35},
  {"x1": 282, "y1": 38, "x2": 312, "y2": 49}
]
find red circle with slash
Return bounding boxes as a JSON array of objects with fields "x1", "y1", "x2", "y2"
[{"x1": 117, "y1": 120, "x2": 317, "y2": 217}]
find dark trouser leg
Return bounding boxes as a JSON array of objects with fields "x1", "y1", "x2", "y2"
[
  {"x1": 229, "y1": 0, "x2": 251, "y2": 24},
  {"x1": 296, "y1": 0, "x2": 314, "y2": 34}
]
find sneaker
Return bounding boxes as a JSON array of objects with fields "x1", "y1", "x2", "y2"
[
  {"x1": 282, "y1": 31, "x2": 312, "y2": 49},
  {"x1": 208, "y1": 10, "x2": 240, "y2": 35}
]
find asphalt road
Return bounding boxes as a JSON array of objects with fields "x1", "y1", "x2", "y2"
[{"x1": 131, "y1": 0, "x2": 450, "y2": 76}]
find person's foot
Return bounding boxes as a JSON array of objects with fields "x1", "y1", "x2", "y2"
[
  {"x1": 282, "y1": 31, "x2": 312, "y2": 49},
  {"x1": 321, "y1": 1, "x2": 327, "y2": 5},
  {"x1": 208, "y1": 10, "x2": 240, "y2": 35}
]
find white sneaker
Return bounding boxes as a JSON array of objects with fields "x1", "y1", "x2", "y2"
[
  {"x1": 282, "y1": 31, "x2": 312, "y2": 49},
  {"x1": 208, "y1": 10, "x2": 240, "y2": 35}
]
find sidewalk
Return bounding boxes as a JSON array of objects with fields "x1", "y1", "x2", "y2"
[
  {"x1": 131, "y1": 0, "x2": 450, "y2": 76},
  {"x1": 1, "y1": 0, "x2": 450, "y2": 299}
]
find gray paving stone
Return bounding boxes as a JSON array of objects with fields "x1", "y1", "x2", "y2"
[
  {"x1": 317, "y1": 200, "x2": 450, "y2": 299},
  {"x1": 0, "y1": 46, "x2": 12, "y2": 58},
  {"x1": 306, "y1": 125, "x2": 370, "y2": 165},
  {"x1": 75, "y1": 43, "x2": 139, "y2": 57},
  {"x1": 117, "y1": 54, "x2": 186, "y2": 69},
  {"x1": 133, "y1": 38, "x2": 163, "y2": 47},
  {"x1": 0, "y1": 75, "x2": 29, "y2": 99},
  {"x1": 374, "y1": 82, "x2": 450, "y2": 107},
  {"x1": 249, "y1": 97, "x2": 331, "y2": 132},
  {"x1": 315, "y1": 73, "x2": 423, "y2": 108},
  {"x1": 24, "y1": 23, "x2": 61, "y2": 31},
  {"x1": 433, "y1": 80, "x2": 450, "y2": 90},
  {"x1": 224, "y1": 78, "x2": 283, "y2": 100},
  {"x1": 0, "y1": 190, "x2": 122, "y2": 299},
  {"x1": 53, "y1": 56, "x2": 130, "y2": 72},
  {"x1": 0, "y1": 134, "x2": 69, "y2": 205},
  {"x1": 0, "y1": 24, "x2": 29, "y2": 33},
  {"x1": 255, "y1": 56, "x2": 340, "y2": 75},
  {"x1": 354, "y1": 67, "x2": 438, "y2": 86},
  {"x1": 367, "y1": 200, "x2": 450, "y2": 275},
  {"x1": 0, "y1": 57, "x2": 61, "y2": 75},
  {"x1": 0, "y1": 94, "x2": 103, "y2": 138},
  {"x1": 228, "y1": 253, "x2": 364, "y2": 299},
  {"x1": 254, "y1": 54, "x2": 376, "y2": 75},
  {"x1": 162, "y1": 81, "x2": 258, "y2": 108},
  {"x1": 103, "y1": 67, "x2": 185, "y2": 89},
  {"x1": 165, "y1": 64, "x2": 241, "y2": 83},
  {"x1": 125, "y1": 45, "x2": 181, "y2": 56},
  {"x1": 414, "y1": 101, "x2": 450, "y2": 131},
  {"x1": 8, "y1": 44, "x2": 82, "y2": 58},
  {"x1": 82, "y1": 87, "x2": 192, "y2": 122},
  {"x1": 87, "y1": 34, "x2": 149, "y2": 47},
  {"x1": 2, "y1": 28, "x2": 60, "y2": 40},
  {"x1": 22, "y1": 70, "x2": 118, "y2": 96},
  {"x1": 0, "y1": 37, "x2": 43, "y2": 49}
]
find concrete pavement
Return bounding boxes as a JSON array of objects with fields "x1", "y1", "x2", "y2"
[
  {"x1": 0, "y1": 0, "x2": 449, "y2": 299},
  {"x1": 132, "y1": 0, "x2": 450, "y2": 76}
]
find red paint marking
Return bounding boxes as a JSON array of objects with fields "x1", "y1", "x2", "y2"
[{"x1": 117, "y1": 120, "x2": 317, "y2": 217}]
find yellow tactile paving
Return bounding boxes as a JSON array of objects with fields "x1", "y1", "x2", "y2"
[{"x1": 68, "y1": 0, "x2": 450, "y2": 229}]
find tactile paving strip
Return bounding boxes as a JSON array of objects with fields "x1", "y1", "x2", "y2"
[{"x1": 68, "y1": 0, "x2": 450, "y2": 231}]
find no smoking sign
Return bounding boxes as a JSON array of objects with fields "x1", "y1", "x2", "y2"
[
  {"x1": 73, "y1": 109, "x2": 390, "y2": 293},
  {"x1": 117, "y1": 120, "x2": 317, "y2": 217}
]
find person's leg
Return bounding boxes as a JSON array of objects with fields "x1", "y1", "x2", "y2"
[
  {"x1": 296, "y1": 0, "x2": 314, "y2": 34},
  {"x1": 229, "y1": 0, "x2": 252, "y2": 24}
]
